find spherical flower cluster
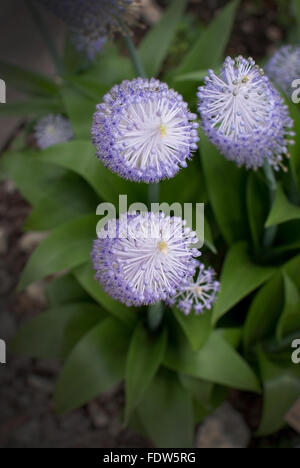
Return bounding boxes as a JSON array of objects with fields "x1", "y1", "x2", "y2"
[
  {"x1": 91, "y1": 78, "x2": 199, "y2": 183},
  {"x1": 197, "y1": 56, "x2": 295, "y2": 171},
  {"x1": 34, "y1": 114, "x2": 73, "y2": 149},
  {"x1": 168, "y1": 263, "x2": 220, "y2": 315},
  {"x1": 265, "y1": 45, "x2": 300, "y2": 96},
  {"x1": 91, "y1": 211, "x2": 200, "y2": 307},
  {"x1": 40, "y1": 0, "x2": 134, "y2": 60}
]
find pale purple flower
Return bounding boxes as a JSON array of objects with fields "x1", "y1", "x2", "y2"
[
  {"x1": 91, "y1": 78, "x2": 199, "y2": 183},
  {"x1": 91, "y1": 212, "x2": 201, "y2": 307},
  {"x1": 40, "y1": 0, "x2": 134, "y2": 59},
  {"x1": 265, "y1": 45, "x2": 300, "y2": 97},
  {"x1": 197, "y1": 56, "x2": 295, "y2": 171},
  {"x1": 34, "y1": 114, "x2": 73, "y2": 149},
  {"x1": 168, "y1": 263, "x2": 220, "y2": 315}
]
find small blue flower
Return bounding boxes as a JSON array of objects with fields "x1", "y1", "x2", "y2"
[
  {"x1": 91, "y1": 78, "x2": 199, "y2": 183},
  {"x1": 197, "y1": 56, "x2": 295, "y2": 171},
  {"x1": 40, "y1": 0, "x2": 134, "y2": 59},
  {"x1": 91, "y1": 212, "x2": 200, "y2": 307},
  {"x1": 168, "y1": 263, "x2": 220, "y2": 315},
  {"x1": 265, "y1": 45, "x2": 300, "y2": 97},
  {"x1": 34, "y1": 114, "x2": 73, "y2": 149}
]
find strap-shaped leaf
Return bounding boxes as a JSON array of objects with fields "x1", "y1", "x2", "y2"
[
  {"x1": 38, "y1": 140, "x2": 148, "y2": 205},
  {"x1": 0, "y1": 97, "x2": 63, "y2": 116},
  {"x1": 125, "y1": 323, "x2": 167, "y2": 423},
  {"x1": 0, "y1": 61, "x2": 59, "y2": 96},
  {"x1": 11, "y1": 303, "x2": 105, "y2": 360},
  {"x1": 165, "y1": 325, "x2": 260, "y2": 393},
  {"x1": 276, "y1": 273, "x2": 300, "y2": 341},
  {"x1": 73, "y1": 260, "x2": 137, "y2": 327},
  {"x1": 139, "y1": 0, "x2": 187, "y2": 77},
  {"x1": 54, "y1": 317, "x2": 131, "y2": 413},
  {"x1": 256, "y1": 348, "x2": 300, "y2": 436},
  {"x1": 173, "y1": 307, "x2": 212, "y2": 351},
  {"x1": 212, "y1": 242, "x2": 276, "y2": 324},
  {"x1": 246, "y1": 171, "x2": 269, "y2": 253},
  {"x1": 200, "y1": 131, "x2": 248, "y2": 245},
  {"x1": 45, "y1": 273, "x2": 91, "y2": 307},
  {"x1": 19, "y1": 214, "x2": 97, "y2": 290},
  {"x1": 137, "y1": 368, "x2": 194, "y2": 448},
  {"x1": 265, "y1": 183, "x2": 300, "y2": 227}
]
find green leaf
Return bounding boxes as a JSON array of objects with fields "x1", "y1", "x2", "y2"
[
  {"x1": 173, "y1": 307, "x2": 212, "y2": 350},
  {"x1": 0, "y1": 97, "x2": 63, "y2": 116},
  {"x1": 0, "y1": 150, "x2": 66, "y2": 206},
  {"x1": 288, "y1": 102, "x2": 300, "y2": 190},
  {"x1": 24, "y1": 173, "x2": 98, "y2": 231},
  {"x1": 265, "y1": 184, "x2": 300, "y2": 227},
  {"x1": 60, "y1": 86, "x2": 96, "y2": 139},
  {"x1": 256, "y1": 348, "x2": 300, "y2": 436},
  {"x1": 173, "y1": 70, "x2": 208, "y2": 82},
  {"x1": 139, "y1": 0, "x2": 187, "y2": 77},
  {"x1": 45, "y1": 273, "x2": 91, "y2": 307},
  {"x1": 19, "y1": 214, "x2": 97, "y2": 290},
  {"x1": 173, "y1": 0, "x2": 239, "y2": 100},
  {"x1": 292, "y1": 0, "x2": 300, "y2": 42},
  {"x1": 200, "y1": 132, "x2": 248, "y2": 245},
  {"x1": 11, "y1": 303, "x2": 105, "y2": 360},
  {"x1": 73, "y1": 260, "x2": 137, "y2": 327},
  {"x1": 38, "y1": 140, "x2": 147, "y2": 205},
  {"x1": 137, "y1": 368, "x2": 194, "y2": 448},
  {"x1": 284, "y1": 252, "x2": 300, "y2": 289},
  {"x1": 246, "y1": 172, "x2": 269, "y2": 253},
  {"x1": 125, "y1": 323, "x2": 167, "y2": 423},
  {"x1": 0, "y1": 61, "x2": 59, "y2": 96},
  {"x1": 165, "y1": 325, "x2": 260, "y2": 392},
  {"x1": 54, "y1": 317, "x2": 130, "y2": 413},
  {"x1": 212, "y1": 242, "x2": 276, "y2": 324},
  {"x1": 277, "y1": 273, "x2": 300, "y2": 341},
  {"x1": 243, "y1": 274, "x2": 284, "y2": 350}
]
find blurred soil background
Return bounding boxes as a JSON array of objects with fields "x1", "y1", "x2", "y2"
[{"x1": 0, "y1": 0, "x2": 299, "y2": 448}]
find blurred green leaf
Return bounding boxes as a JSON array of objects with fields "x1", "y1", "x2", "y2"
[
  {"x1": 173, "y1": 307, "x2": 212, "y2": 350},
  {"x1": 38, "y1": 140, "x2": 148, "y2": 205},
  {"x1": 284, "y1": 252, "x2": 300, "y2": 288},
  {"x1": 60, "y1": 87, "x2": 96, "y2": 139},
  {"x1": 0, "y1": 150, "x2": 65, "y2": 206},
  {"x1": 45, "y1": 273, "x2": 91, "y2": 307},
  {"x1": 11, "y1": 303, "x2": 105, "y2": 359},
  {"x1": 288, "y1": 102, "x2": 300, "y2": 190},
  {"x1": 277, "y1": 273, "x2": 300, "y2": 341},
  {"x1": 73, "y1": 260, "x2": 137, "y2": 327},
  {"x1": 24, "y1": 173, "x2": 97, "y2": 231},
  {"x1": 19, "y1": 214, "x2": 97, "y2": 290},
  {"x1": 0, "y1": 97, "x2": 63, "y2": 116},
  {"x1": 243, "y1": 274, "x2": 284, "y2": 350},
  {"x1": 139, "y1": 0, "x2": 187, "y2": 77},
  {"x1": 165, "y1": 325, "x2": 260, "y2": 392},
  {"x1": 125, "y1": 323, "x2": 167, "y2": 423},
  {"x1": 212, "y1": 242, "x2": 276, "y2": 324},
  {"x1": 256, "y1": 348, "x2": 300, "y2": 436},
  {"x1": 0, "y1": 61, "x2": 59, "y2": 96},
  {"x1": 174, "y1": 70, "x2": 208, "y2": 82},
  {"x1": 246, "y1": 172, "x2": 269, "y2": 253},
  {"x1": 292, "y1": 0, "x2": 300, "y2": 42},
  {"x1": 175, "y1": 0, "x2": 239, "y2": 75},
  {"x1": 54, "y1": 317, "x2": 130, "y2": 413},
  {"x1": 138, "y1": 368, "x2": 194, "y2": 448},
  {"x1": 200, "y1": 132, "x2": 248, "y2": 245},
  {"x1": 265, "y1": 183, "x2": 300, "y2": 227}
]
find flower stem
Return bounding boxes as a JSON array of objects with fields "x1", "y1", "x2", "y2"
[
  {"x1": 26, "y1": 0, "x2": 64, "y2": 77},
  {"x1": 147, "y1": 301, "x2": 164, "y2": 332},
  {"x1": 118, "y1": 18, "x2": 147, "y2": 78},
  {"x1": 263, "y1": 160, "x2": 278, "y2": 248}
]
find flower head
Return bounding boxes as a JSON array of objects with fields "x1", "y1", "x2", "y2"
[
  {"x1": 265, "y1": 45, "x2": 300, "y2": 97},
  {"x1": 197, "y1": 56, "x2": 295, "y2": 171},
  {"x1": 168, "y1": 263, "x2": 220, "y2": 315},
  {"x1": 91, "y1": 211, "x2": 200, "y2": 307},
  {"x1": 41, "y1": 0, "x2": 135, "y2": 59},
  {"x1": 34, "y1": 114, "x2": 73, "y2": 149},
  {"x1": 91, "y1": 78, "x2": 199, "y2": 183}
]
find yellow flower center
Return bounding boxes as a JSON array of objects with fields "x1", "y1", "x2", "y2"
[
  {"x1": 159, "y1": 124, "x2": 167, "y2": 138},
  {"x1": 157, "y1": 241, "x2": 168, "y2": 254},
  {"x1": 195, "y1": 286, "x2": 203, "y2": 296}
]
